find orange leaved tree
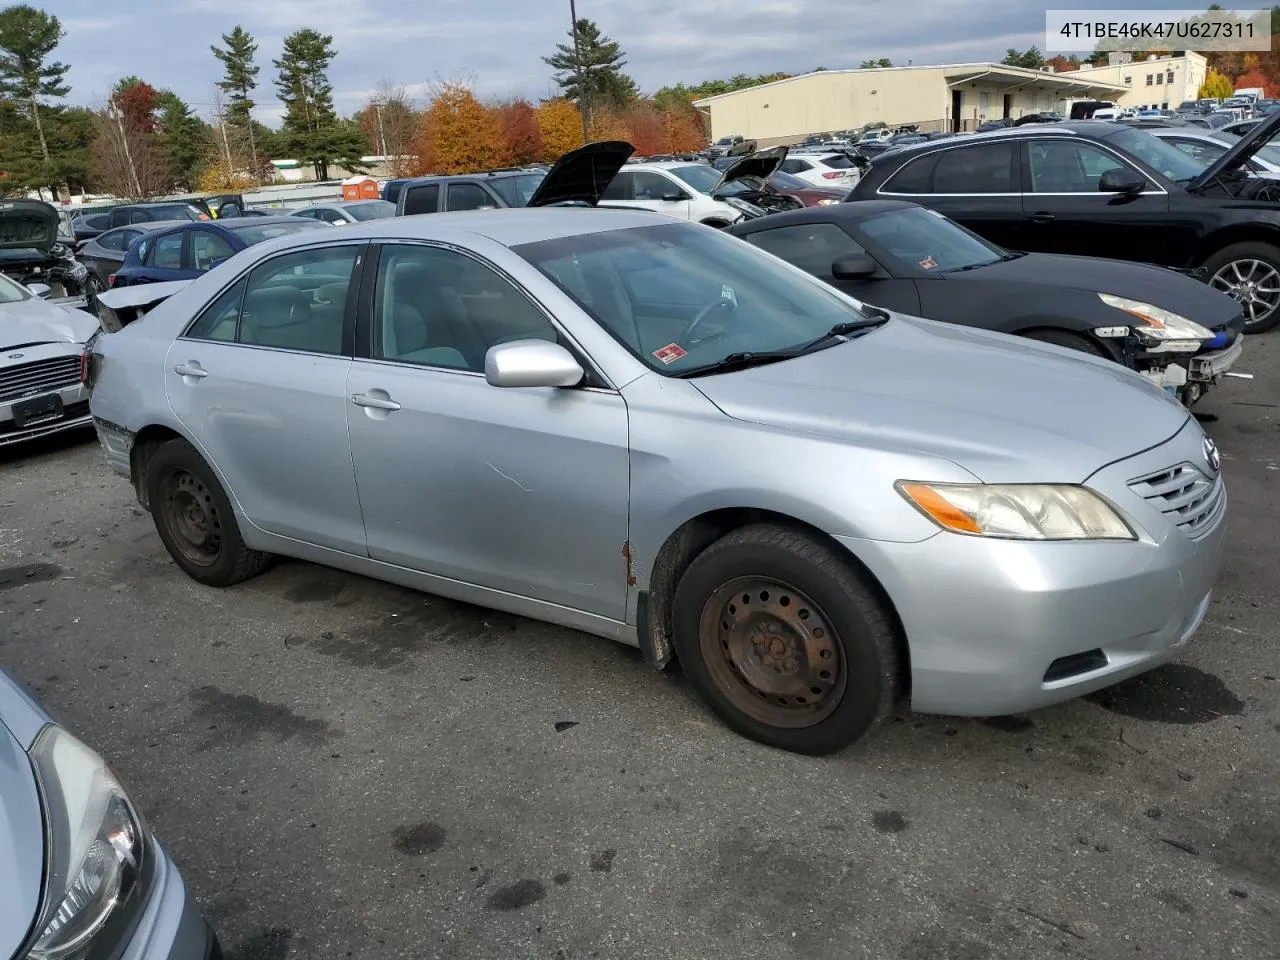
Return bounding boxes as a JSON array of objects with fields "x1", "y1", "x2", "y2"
[
  {"x1": 414, "y1": 83, "x2": 510, "y2": 175},
  {"x1": 537, "y1": 98, "x2": 584, "y2": 161},
  {"x1": 499, "y1": 99, "x2": 543, "y2": 165}
]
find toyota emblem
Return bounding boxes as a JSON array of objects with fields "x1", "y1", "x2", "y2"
[
  {"x1": 1203, "y1": 437, "x2": 1221, "y2": 473},
  {"x1": 7, "y1": 352, "x2": 21, "y2": 359}
]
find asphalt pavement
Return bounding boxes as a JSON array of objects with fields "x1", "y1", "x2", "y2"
[{"x1": 1, "y1": 337, "x2": 1277, "y2": 960}]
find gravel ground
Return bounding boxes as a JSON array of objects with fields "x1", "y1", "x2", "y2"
[{"x1": 1, "y1": 336, "x2": 1277, "y2": 960}]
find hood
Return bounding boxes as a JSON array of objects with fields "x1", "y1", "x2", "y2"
[
  {"x1": 527, "y1": 140, "x2": 635, "y2": 207},
  {"x1": 0, "y1": 671, "x2": 49, "y2": 960},
  {"x1": 713, "y1": 147, "x2": 788, "y2": 195},
  {"x1": 690, "y1": 315, "x2": 1189, "y2": 484},
  {"x1": 0, "y1": 199, "x2": 59, "y2": 254},
  {"x1": 0, "y1": 298, "x2": 99, "y2": 349},
  {"x1": 1186, "y1": 108, "x2": 1280, "y2": 191},
  {"x1": 950, "y1": 253, "x2": 1240, "y2": 328}
]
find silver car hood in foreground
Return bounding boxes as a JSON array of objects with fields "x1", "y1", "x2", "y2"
[
  {"x1": 0, "y1": 298, "x2": 98, "y2": 351},
  {"x1": 692, "y1": 316, "x2": 1189, "y2": 484},
  {"x1": 0, "y1": 672, "x2": 48, "y2": 960}
]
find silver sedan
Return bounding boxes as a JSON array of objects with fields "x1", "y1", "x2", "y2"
[{"x1": 88, "y1": 209, "x2": 1226, "y2": 754}]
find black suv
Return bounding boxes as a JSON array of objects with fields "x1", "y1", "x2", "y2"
[
  {"x1": 848, "y1": 113, "x2": 1280, "y2": 330},
  {"x1": 395, "y1": 169, "x2": 549, "y2": 216}
]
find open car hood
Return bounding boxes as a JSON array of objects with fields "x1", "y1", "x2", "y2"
[
  {"x1": 527, "y1": 140, "x2": 635, "y2": 207},
  {"x1": 95, "y1": 279, "x2": 194, "y2": 332},
  {"x1": 713, "y1": 147, "x2": 788, "y2": 195},
  {"x1": 0, "y1": 199, "x2": 59, "y2": 254},
  {"x1": 1186, "y1": 108, "x2": 1280, "y2": 191}
]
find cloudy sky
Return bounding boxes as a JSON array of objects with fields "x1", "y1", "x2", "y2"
[{"x1": 52, "y1": 0, "x2": 1168, "y2": 124}]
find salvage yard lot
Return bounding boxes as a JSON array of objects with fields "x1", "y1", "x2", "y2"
[{"x1": 1, "y1": 341, "x2": 1278, "y2": 960}]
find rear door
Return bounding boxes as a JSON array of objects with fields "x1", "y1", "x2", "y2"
[
  {"x1": 165, "y1": 241, "x2": 368, "y2": 554},
  {"x1": 129, "y1": 231, "x2": 191, "y2": 285},
  {"x1": 876, "y1": 141, "x2": 1025, "y2": 249},
  {"x1": 1018, "y1": 138, "x2": 1174, "y2": 263},
  {"x1": 399, "y1": 182, "x2": 440, "y2": 216},
  {"x1": 443, "y1": 182, "x2": 503, "y2": 211}
]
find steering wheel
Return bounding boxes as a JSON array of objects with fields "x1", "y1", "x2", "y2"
[{"x1": 680, "y1": 296, "x2": 733, "y2": 346}]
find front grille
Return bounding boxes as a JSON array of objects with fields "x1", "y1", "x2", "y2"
[
  {"x1": 0, "y1": 356, "x2": 82, "y2": 404},
  {"x1": 1128, "y1": 462, "x2": 1224, "y2": 538}
]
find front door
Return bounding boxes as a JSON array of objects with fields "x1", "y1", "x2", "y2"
[
  {"x1": 600, "y1": 171, "x2": 694, "y2": 220},
  {"x1": 344, "y1": 242, "x2": 631, "y2": 620},
  {"x1": 1019, "y1": 138, "x2": 1177, "y2": 264},
  {"x1": 165, "y1": 242, "x2": 368, "y2": 554}
]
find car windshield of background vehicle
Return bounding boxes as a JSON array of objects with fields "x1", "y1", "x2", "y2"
[
  {"x1": 488, "y1": 174, "x2": 546, "y2": 206},
  {"x1": 514, "y1": 222, "x2": 872, "y2": 376},
  {"x1": 1103, "y1": 127, "x2": 1210, "y2": 183},
  {"x1": 668, "y1": 164, "x2": 728, "y2": 195},
  {"x1": 226, "y1": 220, "x2": 331, "y2": 244},
  {"x1": 860, "y1": 207, "x2": 1005, "y2": 272},
  {"x1": 345, "y1": 201, "x2": 396, "y2": 221},
  {"x1": 1215, "y1": 130, "x2": 1280, "y2": 169},
  {"x1": 0, "y1": 272, "x2": 32, "y2": 303}
]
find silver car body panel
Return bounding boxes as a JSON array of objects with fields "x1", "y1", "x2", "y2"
[
  {"x1": 89, "y1": 208, "x2": 1224, "y2": 716},
  {"x1": 0, "y1": 699, "x2": 42, "y2": 960}
]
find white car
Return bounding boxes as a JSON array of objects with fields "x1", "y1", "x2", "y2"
[
  {"x1": 778, "y1": 152, "x2": 861, "y2": 189},
  {"x1": 598, "y1": 161, "x2": 768, "y2": 227},
  {"x1": 1151, "y1": 127, "x2": 1280, "y2": 177},
  {"x1": 858, "y1": 129, "x2": 892, "y2": 143}
]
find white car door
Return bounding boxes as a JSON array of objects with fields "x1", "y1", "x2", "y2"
[{"x1": 600, "y1": 170, "x2": 694, "y2": 220}]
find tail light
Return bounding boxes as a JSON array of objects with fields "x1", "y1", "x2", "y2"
[{"x1": 822, "y1": 171, "x2": 844, "y2": 179}]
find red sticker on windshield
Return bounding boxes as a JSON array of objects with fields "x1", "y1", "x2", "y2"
[
  {"x1": 919, "y1": 256, "x2": 937, "y2": 270},
  {"x1": 653, "y1": 343, "x2": 687, "y2": 365}
]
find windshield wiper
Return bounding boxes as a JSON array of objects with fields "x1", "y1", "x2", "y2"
[
  {"x1": 673, "y1": 315, "x2": 889, "y2": 379},
  {"x1": 796, "y1": 315, "x2": 888, "y2": 351}
]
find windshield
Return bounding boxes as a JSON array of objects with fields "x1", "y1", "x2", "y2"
[
  {"x1": 346, "y1": 200, "x2": 396, "y2": 221},
  {"x1": 1103, "y1": 127, "x2": 1206, "y2": 182},
  {"x1": 0, "y1": 272, "x2": 32, "y2": 303},
  {"x1": 668, "y1": 164, "x2": 723, "y2": 195},
  {"x1": 488, "y1": 173, "x2": 546, "y2": 207},
  {"x1": 226, "y1": 220, "x2": 330, "y2": 244},
  {"x1": 1213, "y1": 129, "x2": 1280, "y2": 168},
  {"x1": 860, "y1": 207, "x2": 1005, "y2": 272},
  {"x1": 514, "y1": 222, "x2": 872, "y2": 376}
]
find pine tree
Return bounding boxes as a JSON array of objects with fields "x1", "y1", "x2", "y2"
[
  {"x1": 156, "y1": 90, "x2": 210, "y2": 190},
  {"x1": 212, "y1": 25, "x2": 260, "y2": 178},
  {"x1": 542, "y1": 18, "x2": 637, "y2": 132},
  {"x1": 0, "y1": 4, "x2": 69, "y2": 167},
  {"x1": 274, "y1": 28, "x2": 357, "y2": 179}
]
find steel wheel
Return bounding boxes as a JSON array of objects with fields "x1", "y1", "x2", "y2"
[
  {"x1": 697, "y1": 576, "x2": 847, "y2": 729},
  {"x1": 157, "y1": 468, "x2": 223, "y2": 568},
  {"x1": 1210, "y1": 258, "x2": 1280, "y2": 327}
]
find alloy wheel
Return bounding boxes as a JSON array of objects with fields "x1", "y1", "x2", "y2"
[{"x1": 1210, "y1": 258, "x2": 1280, "y2": 327}]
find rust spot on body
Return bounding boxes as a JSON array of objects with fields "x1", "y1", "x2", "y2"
[{"x1": 622, "y1": 541, "x2": 637, "y2": 586}]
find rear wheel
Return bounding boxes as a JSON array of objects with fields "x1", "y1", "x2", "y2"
[
  {"x1": 672, "y1": 524, "x2": 901, "y2": 755},
  {"x1": 145, "y1": 439, "x2": 270, "y2": 587},
  {"x1": 1202, "y1": 242, "x2": 1280, "y2": 332}
]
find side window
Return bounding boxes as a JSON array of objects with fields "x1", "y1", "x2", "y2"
[
  {"x1": 447, "y1": 182, "x2": 497, "y2": 211},
  {"x1": 239, "y1": 245, "x2": 360, "y2": 355},
  {"x1": 190, "y1": 230, "x2": 236, "y2": 271},
  {"x1": 780, "y1": 159, "x2": 811, "y2": 174},
  {"x1": 129, "y1": 209, "x2": 150, "y2": 224},
  {"x1": 932, "y1": 143, "x2": 1016, "y2": 193},
  {"x1": 184, "y1": 278, "x2": 246, "y2": 342},
  {"x1": 601, "y1": 172, "x2": 632, "y2": 200},
  {"x1": 882, "y1": 153, "x2": 940, "y2": 193},
  {"x1": 1169, "y1": 138, "x2": 1225, "y2": 166},
  {"x1": 373, "y1": 244, "x2": 558, "y2": 373},
  {"x1": 147, "y1": 233, "x2": 184, "y2": 269},
  {"x1": 1027, "y1": 141, "x2": 1132, "y2": 192},
  {"x1": 401, "y1": 184, "x2": 439, "y2": 216},
  {"x1": 632, "y1": 172, "x2": 680, "y2": 201},
  {"x1": 97, "y1": 230, "x2": 126, "y2": 252},
  {"x1": 743, "y1": 223, "x2": 867, "y2": 278},
  {"x1": 293, "y1": 209, "x2": 317, "y2": 220}
]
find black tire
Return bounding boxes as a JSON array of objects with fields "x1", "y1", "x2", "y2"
[
  {"x1": 672, "y1": 523, "x2": 901, "y2": 755},
  {"x1": 1201, "y1": 242, "x2": 1280, "y2": 332},
  {"x1": 145, "y1": 438, "x2": 270, "y2": 587},
  {"x1": 1019, "y1": 328, "x2": 1111, "y2": 358}
]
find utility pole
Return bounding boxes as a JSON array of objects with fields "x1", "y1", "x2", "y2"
[
  {"x1": 569, "y1": 0, "x2": 590, "y2": 143},
  {"x1": 109, "y1": 103, "x2": 142, "y2": 198}
]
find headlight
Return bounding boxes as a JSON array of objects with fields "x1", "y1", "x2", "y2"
[
  {"x1": 816, "y1": 198, "x2": 840, "y2": 206},
  {"x1": 1098, "y1": 294, "x2": 1212, "y2": 341},
  {"x1": 27, "y1": 726, "x2": 146, "y2": 960},
  {"x1": 897, "y1": 482, "x2": 1134, "y2": 540},
  {"x1": 723, "y1": 196, "x2": 766, "y2": 219}
]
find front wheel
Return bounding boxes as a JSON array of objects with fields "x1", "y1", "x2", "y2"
[
  {"x1": 672, "y1": 524, "x2": 901, "y2": 755},
  {"x1": 1202, "y1": 242, "x2": 1280, "y2": 333}
]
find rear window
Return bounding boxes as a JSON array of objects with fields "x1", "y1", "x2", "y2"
[
  {"x1": 147, "y1": 204, "x2": 203, "y2": 221},
  {"x1": 401, "y1": 183, "x2": 440, "y2": 215},
  {"x1": 882, "y1": 153, "x2": 940, "y2": 193},
  {"x1": 931, "y1": 143, "x2": 1016, "y2": 193},
  {"x1": 225, "y1": 220, "x2": 330, "y2": 244},
  {"x1": 346, "y1": 200, "x2": 396, "y2": 221},
  {"x1": 818, "y1": 155, "x2": 855, "y2": 169}
]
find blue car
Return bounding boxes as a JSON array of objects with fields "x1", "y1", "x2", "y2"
[{"x1": 111, "y1": 216, "x2": 330, "y2": 288}]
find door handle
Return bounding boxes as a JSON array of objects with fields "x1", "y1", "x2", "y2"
[
  {"x1": 1029, "y1": 212, "x2": 1057, "y2": 223},
  {"x1": 174, "y1": 363, "x2": 207, "y2": 379},
  {"x1": 351, "y1": 393, "x2": 401, "y2": 411}
]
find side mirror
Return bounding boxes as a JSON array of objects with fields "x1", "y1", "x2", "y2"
[
  {"x1": 1098, "y1": 169, "x2": 1146, "y2": 194},
  {"x1": 28, "y1": 282, "x2": 51, "y2": 299},
  {"x1": 831, "y1": 254, "x2": 879, "y2": 281},
  {"x1": 661, "y1": 192, "x2": 689, "y2": 202},
  {"x1": 485, "y1": 340, "x2": 584, "y2": 388}
]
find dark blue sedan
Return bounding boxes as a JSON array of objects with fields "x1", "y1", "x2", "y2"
[{"x1": 110, "y1": 217, "x2": 330, "y2": 288}]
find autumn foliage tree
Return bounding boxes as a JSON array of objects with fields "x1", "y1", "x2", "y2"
[
  {"x1": 413, "y1": 82, "x2": 509, "y2": 175},
  {"x1": 536, "y1": 98, "x2": 583, "y2": 159},
  {"x1": 498, "y1": 99, "x2": 542, "y2": 165}
]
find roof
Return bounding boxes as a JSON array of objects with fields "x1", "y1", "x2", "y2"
[
  {"x1": 733, "y1": 199, "x2": 917, "y2": 233},
  {"x1": 692, "y1": 63, "x2": 1128, "y2": 107},
  {"x1": 867, "y1": 121, "x2": 1138, "y2": 163}
]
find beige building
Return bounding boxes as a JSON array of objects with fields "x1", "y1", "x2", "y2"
[
  {"x1": 1066, "y1": 52, "x2": 1208, "y2": 111},
  {"x1": 693, "y1": 63, "x2": 1128, "y2": 146}
]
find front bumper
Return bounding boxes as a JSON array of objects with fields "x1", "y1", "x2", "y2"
[
  {"x1": 120, "y1": 837, "x2": 219, "y2": 960},
  {"x1": 841, "y1": 420, "x2": 1226, "y2": 716},
  {"x1": 0, "y1": 382, "x2": 92, "y2": 447}
]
